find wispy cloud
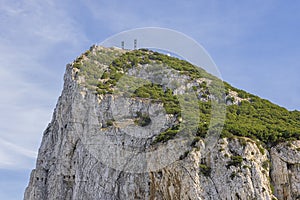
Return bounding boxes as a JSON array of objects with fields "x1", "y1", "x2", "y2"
[
  {"x1": 0, "y1": 0, "x2": 298, "y2": 176},
  {"x1": 0, "y1": 137, "x2": 37, "y2": 169},
  {"x1": 0, "y1": 0, "x2": 87, "y2": 45},
  {"x1": 0, "y1": 0, "x2": 88, "y2": 169}
]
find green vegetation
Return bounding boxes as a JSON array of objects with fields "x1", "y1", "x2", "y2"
[
  {"x1": 230, "y1": 172, "x2": 237, "y2": 180},
  {"x1": 242, "y1": 165, "x2": 250, "y2": 169},
  {"x1": 227, "y1": 155, "x2": 243, "y2": 168},
  {"x1": 105, "y1": 119, "x2": 114, "y2": 127},
  {"x1": 73, "y1": 47, "x2": 124, "y2": 91},
  {"x1": 107, "y1": 121, "x2": 113, "y2": 126},
  {"x1": 262, "y1": 160, "x2": 270, "y2": 170},
  {"x1": 226, "y1": 96, "x2": 235, "y2": 103},
  {"x1": 132, "y1": 84, "x2": 181, "y2": 115},
  {"x1": 270, "y1": 183, "x2": 275, "y2": 194},
  {"x1": 238, "y1": 137, "x2": 247, "y2": 147},
  {"x1": 153, "y1": 126, "x2": 180, "y2": 144},
  {"x1": 73, "y1": 46, "x2": 300, "y2": 147},
  {"x1": 222, "y1": 97, "x2": 300, "y2": 146},
  {"x1": 134, "y1": 112, "x2": 151, "y2": 127},
  {"x1": 199, "y1": 164, "x2": 211, "y2": 176}
]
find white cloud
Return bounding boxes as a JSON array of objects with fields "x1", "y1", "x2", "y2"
[
  {"x1": 0, "y1": 137, "x2": 37, "y2": 169},
  {"x1": 0, "y1": 0, "x2": 87, "y2": 46},
  {"x1": 0, "y1": 52, "x2": 54, "y2": 168},
  {"x1": 0, "y1": 0, "x2": 88, "y2": 169},
  {"x1": 0, "y1": 0, "x2": 297, "y2": 173}
]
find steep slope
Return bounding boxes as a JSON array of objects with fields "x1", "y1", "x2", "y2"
[{"x1": 24, "y1": 46, "x2": 300, "y2": 200}]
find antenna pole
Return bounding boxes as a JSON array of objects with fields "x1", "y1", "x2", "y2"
[{"x1": 134, "y1": 39, "x2": 137, "y2": 50}]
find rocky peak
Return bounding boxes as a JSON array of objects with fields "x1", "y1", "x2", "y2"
[{"x1": 24, "y1": 45, "x2": 300, "y2": 200}]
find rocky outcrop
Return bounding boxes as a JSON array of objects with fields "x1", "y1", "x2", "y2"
[
  {"x1": 24, "y1": 47, "x2": 300, "y2": 200},
  {"x1": 149, "y1": 138, "x2": 276, "y2": 200},
  {"x1": 270, "y1": 141, "x2": 300, "y2": 200}
]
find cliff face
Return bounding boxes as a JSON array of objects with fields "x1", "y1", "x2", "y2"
[
  {"x1": 24, "y1": 46, "x2": 300, "y2": 200},
  {"x1": 270, "y1": 141, "x2": 300, "y2": 200}
]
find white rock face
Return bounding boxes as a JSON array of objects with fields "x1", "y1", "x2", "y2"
[
  {"x1": 270, "y1": 141, "x2": 300, "y2": 200},
  {"x1": 24, "y1": 61, "x2": 300, "y2": 200}
]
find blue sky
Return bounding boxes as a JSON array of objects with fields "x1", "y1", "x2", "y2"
[{"x1": 0, "y1": 0, "x2": 299, "y2": 199}]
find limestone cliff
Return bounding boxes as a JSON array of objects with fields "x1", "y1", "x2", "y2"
[{"x1": 24, "y1": 46, "x2": 300, "y2": 200}]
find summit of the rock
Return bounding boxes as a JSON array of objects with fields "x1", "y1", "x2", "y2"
[{"x1": 24, "y1": 45, "x2": 300, "y2": 200}]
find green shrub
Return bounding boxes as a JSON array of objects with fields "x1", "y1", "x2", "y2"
[
  {"x1": 153, "y1": 127, "x2": 179, "y2": 144},
  {"x1": 74, "y1": 46, "x2": 300, "y2": 148},
  {"x1": 227, "y1": 155, "x2": 243, "y2": 168},
  {"x1": 237, "y1": 90, "x2": 250, "y2": 98},
  {"x1": 226, "y1": 96, "x2": 235, "y2": 103},
  {"x1": 101, "y1": 71, "x2": 109, "y2": 79},
  {"x1": 262, "y1": 160, "x2": 270, "y2": 170},
  {"x1": 199, "y1": 81, "x2": 207, "y2": 88},
  {"x1": 270, "y1": 183, "x2": 275, "y2": 194},
  {"x1": 238, "y1": 138, "x2": 247, "y2": 147},
  {"x1": 106, "y1": 120, "x2": 114, "y2": 126},
  {"x1": 242, "y1": 165, "x2": 250, "y2": 169},
  {"x1": 132, "y1": 84, "x2": 181, "y2": 115},
  {"x1": 230, "y1": 172, "x2": 237, "y2": 180},
  {"x1": 134, "y1": 113, "x2": 151, "y2": 127},
  {"x1": 199, "y1": 164, "x2": 211, "y2": 176},
  {"x1": 201, "y1": 93, "x2": 208, "y2": 98}
]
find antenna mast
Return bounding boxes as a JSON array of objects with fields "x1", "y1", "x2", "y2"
[{"x1": 134, "y1": 39, "x2": 137, "y2": 50}]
